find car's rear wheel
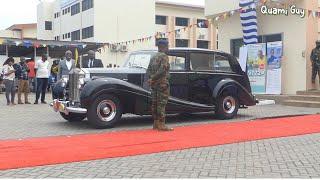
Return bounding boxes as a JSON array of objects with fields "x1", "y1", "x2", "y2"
[
  {"x1": 60, "y1": 112, "x2": 86, "y2": 122},
  {"x1": 215, "y1": 93, "x2": 239, "y2": 119},
  {"x1": 87, "y1": 94, "x2": 122, "y2": 129}
]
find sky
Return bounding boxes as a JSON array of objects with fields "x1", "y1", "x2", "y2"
[{"x1": 0, "y1": 0, "x2": 205, "y2": 30}]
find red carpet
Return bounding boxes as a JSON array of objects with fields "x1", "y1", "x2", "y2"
[{"x1": 0, "y1": 114, "x2": 320, "y2": 170}]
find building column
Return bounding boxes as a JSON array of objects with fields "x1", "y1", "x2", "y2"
[
  {"x1": 167, "y1": 16, "x2": 176, "y2": 48},
  {"x1": 306, "y1": 0, "x2": 319, "y2": 90},
  {"x1": 189, "y1": 18, "x2": 197, "y2": 48},
  {"x1": 208, "y1": 21, "x2": 217, "y2": 50}
]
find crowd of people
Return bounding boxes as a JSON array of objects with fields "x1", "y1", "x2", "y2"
[{"x1": 0, "y1": 50, "x2": 104, "y2": 106}]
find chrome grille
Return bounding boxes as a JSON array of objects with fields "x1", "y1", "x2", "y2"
[{"x1": 69, "y1": 68, "x2": 81, "y2": 103}]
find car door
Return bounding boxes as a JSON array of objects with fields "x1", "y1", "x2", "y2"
[
  {"x1": 167, "y1": 51, "x2": 189, "y2": 101},
  {"x1": 188, "y1": 51, "x2": 216, "y2": 105},
  {"x1": 188, "y1": 51, "x2": 242, "y2": 106}
]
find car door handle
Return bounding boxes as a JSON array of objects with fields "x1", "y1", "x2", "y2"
[{"x1": 122, "y1": 78, "x2": 128, "y2": 81}]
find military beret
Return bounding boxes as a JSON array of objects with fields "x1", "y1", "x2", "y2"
[{"x1": 157, "y1": 39, "x2": 169, "y2": 46}]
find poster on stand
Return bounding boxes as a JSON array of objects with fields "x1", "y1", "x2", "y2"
[
  {"x1": 266, "y1": 41, "x2": 283, "y2": 95},
  {"x1": 246, "y1": 43, "x2": 267, "y2": 94}
]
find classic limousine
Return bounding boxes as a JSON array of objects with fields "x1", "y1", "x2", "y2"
[{"x1": 52, "y1": 48, "x2": 256, "y2": 129}]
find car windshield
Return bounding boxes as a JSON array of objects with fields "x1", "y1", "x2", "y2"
[{"x1": 124, "y1": 52, "x2": 156, "y2": 69}]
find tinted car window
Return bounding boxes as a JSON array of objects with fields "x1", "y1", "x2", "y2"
[
  {"x1": 190, "y1": 53, "x2": 214, "y2": 71},
  {"x1": 214, "y1": 54, "x2": 232, "y2": 72},
  {"x1": 190, "y1": 52, "x2": 234, "y2": 72},
  {"x1": 168, "y1": 53, "x2": 186, "y2": 71}
]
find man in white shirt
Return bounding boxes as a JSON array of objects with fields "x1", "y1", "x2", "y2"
[
  {"x1": 57, "y1": 50, "x2": 75, "y2": 80},
  {"x1": 34, "y1": 54, "x2": 50, "y2": 104}
]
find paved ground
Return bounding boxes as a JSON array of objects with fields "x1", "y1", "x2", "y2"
[
  {"x1": 1, "y1": 134, "x2": 320, "y2": 178},
  {"x1": 0, "y1": 93, "x2": 319, "y2": 140},
  {"x1": 0, "y1": 93, "x2": 320, "y2": 178}
]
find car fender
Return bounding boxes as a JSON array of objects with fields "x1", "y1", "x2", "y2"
[
  {"x1": 80, "y1": 77, "x2": 150, "y2": 112},
  {"x1": 212, "y1": 79, "x2": 256, "y2": 106}
]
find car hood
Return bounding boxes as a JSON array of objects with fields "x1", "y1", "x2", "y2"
[{"x1": 82, "y1": 67, "x2": 146, "y2": 74}]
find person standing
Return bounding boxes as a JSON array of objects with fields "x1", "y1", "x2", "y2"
[
  {"x1": 16, "y1": 57, "x2": 30, "y2": 104},
  {"x1": 311, "y1": 41, "x2": 320, "y2": 90},
  {"x1": 27, "y1": 59, "x2": 36, "y2": 92},
  {"x1": 82, "y1": 50, "x2": 104, "y2": 68},
  {"x1": 48, "y1": 59, "x2": 59, "y2": 92},
  {"x1": 2, "y1": 57, "x2": 16, "y2": 106},
  {"x1": 0, "y1": 67, "x2": 4, "y2": 94},
  {"x1": 57, "y1": 50, "x2": 76, "y2": 80},
  {"x1": 146, "y1": 40, "x2": 173, "y2": 131},
  {"x1": 34, "y1": 54, "x2": 50, "y2": 104},
  {"x1": 50, "y1": 60, "x2": 59, "y2": 81}
]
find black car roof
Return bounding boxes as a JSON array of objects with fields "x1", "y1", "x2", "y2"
[{"x1": 133, "y1": 48, "x2": 229, "y2": 55}]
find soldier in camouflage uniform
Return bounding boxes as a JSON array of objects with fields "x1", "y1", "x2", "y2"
[
  {"x1": 146, "y1": 40, "x2": 173, "y2": 131},
  {"x1": 311, "y1": 41, "x2": 320, "y2": 89}
]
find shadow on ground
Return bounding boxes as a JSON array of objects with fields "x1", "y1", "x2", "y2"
[{"x1": 49, "y1": 112, "x2": 255, "y2": 131}]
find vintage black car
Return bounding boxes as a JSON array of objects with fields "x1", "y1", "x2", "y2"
[{"x1": 51, "y1": 48, "x2": 256, "y2": 129}]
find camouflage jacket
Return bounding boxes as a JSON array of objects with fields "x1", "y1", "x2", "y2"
[
  {"x1": 146, "y1": 52, "x2": 170, "y2": 89},
  {"x1": 311, "y1": 48, "x2": 320, "y2": 66}
]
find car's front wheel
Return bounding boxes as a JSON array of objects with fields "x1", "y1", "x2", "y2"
[
  {"x1": 215, "y1": 93, "x2": 239, "y2": 120},
  {"x1": 60, "y1": 112, "x2": 86, "y2": 122},
  {"x1": 87, "y1": 94, "x2": 122, "y2": 129}
]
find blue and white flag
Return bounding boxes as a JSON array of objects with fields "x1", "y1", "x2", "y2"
[{"x1": 239, "y1": 0, "x2": 258, "y2": 45}]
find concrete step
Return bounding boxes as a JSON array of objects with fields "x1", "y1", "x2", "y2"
[
  {"x1": 297, "y1": 90, "x2": 320, "y2": 96},
  {"x1": 288, "y1": 95, "x2": 320, "y2": 102},
  {"x1": 255, "y1": 95, "x2": 289, "y2": 104},
  {"x1": 282, "y1": 100, "x2": 320, "y2": 108}
]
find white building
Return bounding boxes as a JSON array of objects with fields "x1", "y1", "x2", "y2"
[
  {"x1": 205, "y1": 0, "x2": 319, "y2": 94},
  {"x1": 37, "y1": 0, "x2": 217, "y2": 67}
]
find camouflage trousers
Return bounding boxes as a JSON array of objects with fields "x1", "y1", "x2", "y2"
[
  {"x1": 151, "y1": 86, "x2": 169, "y2": 122},
  {"x1": 312, "y1": 64, "x2": 320, "y2": 83}
]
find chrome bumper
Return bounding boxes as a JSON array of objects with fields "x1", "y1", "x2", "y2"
[{"x1": 51, "y1": 99, "x2": 87, "y2": 115}]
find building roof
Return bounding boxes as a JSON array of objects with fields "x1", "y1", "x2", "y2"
[
  {"x1": 156, "y1": 0, "x2": 204, "y2": 10},
  {"x1": 6, "y1": 23, "x2": 37, "y2": 31}
]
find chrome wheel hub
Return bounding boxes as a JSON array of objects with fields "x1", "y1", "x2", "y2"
[
  {"x1": 223, "y1": 96, "x2": 236, "y2": 114},
  {"x1": 97, "y1": 100, "x2": 117, "y2": 122},
  {"x1": 103, "y1": 107, "x2": 111, "y2": 115}
]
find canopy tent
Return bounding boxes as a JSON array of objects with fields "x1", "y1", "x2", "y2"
[{"x1": 0, "y1": 37, "x2": 106, "y2": 59}]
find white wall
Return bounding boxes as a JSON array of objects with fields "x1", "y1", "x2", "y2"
[
  {"x1": 53, "y1": 1, "x2": 61, "y2": 39},
  {"x1": 94, "y1": 0, "x2": 156, "y2": 66},
  {"x1": 37, "y1": 1, "x2": 54, "y2": 40},
  {"x1": 205, "y1": 0, "x2": 239, "y2": 17},
  {"x1": 217, "y1": 0, "x2": 308, "y2": 94},
  {"x1": 156, "y1": 4, "x2": 204, "y2": 19}
]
